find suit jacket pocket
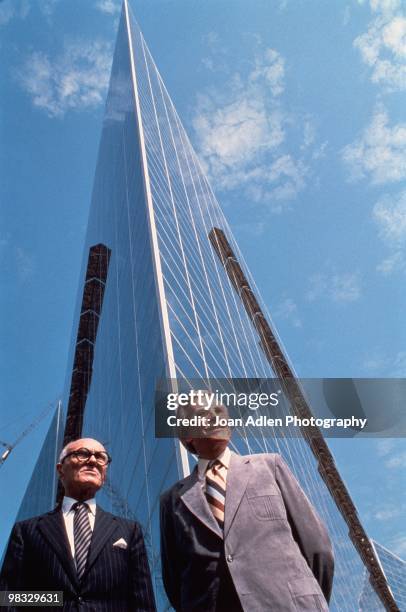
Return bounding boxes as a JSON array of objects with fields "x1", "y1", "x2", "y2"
[
  {"x1": 288, "y1": 578, "x2": 328, "y2": 611},
  {"x1": 246, "y1": 484, "x2": 286, "y2": 520}
]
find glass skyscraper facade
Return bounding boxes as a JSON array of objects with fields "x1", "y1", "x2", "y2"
[
  {"x1": 16, "y1": 403, "x2": 64, "y2": 522},
  {"x1": 8, "y1": 1, "x2": 395, "y2": 610},
  {"x1": 374, "y1": 541, "x2": 406, "y2": 611}
]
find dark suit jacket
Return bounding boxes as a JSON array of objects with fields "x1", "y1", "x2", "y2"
[
  {"x1": 0, "y1": 506, "x2": 156, "y2": 611},
  {"x1": 160, "y1": 452, "x2": 334, "y2": 612}
]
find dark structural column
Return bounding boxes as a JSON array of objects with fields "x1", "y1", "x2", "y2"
[{"x1": 57, "y1": 244, "x2": 111, "y2": 503}]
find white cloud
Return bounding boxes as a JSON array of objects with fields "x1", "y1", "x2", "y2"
[
  {"x1": 376, "y1": 249, "x2": 406, "y2": 274},
  {"x1": 95, "y1": 0, "x2": 121, "y2": 16},
  {"x1": 342, "y1": 106, "x2": 406, "y2": 184},
  {"x1": 374, "y1": 506, "x2": 402, "y2": 520},
  {"x1": 203, "y1": 31, "x2": 220, "y2": 48},
  {"x1": 301, "y1": 121, "x2": 316, "y2": 149},
  {"x1": 362, "y1": 352, "x2": 387, "y2": 373},
  {"x1": 249, "y1": 48, "x2": 285, "y2": 96},
  {"x1": 300, "y1": 119, "x2": 327, "y2": 160},
  {"x1": 373, "y1": 189, "x2": 406, "y2": 243},
  {"x1": 369, "y1": 0, "x2": 401, "y2": 13},
  {"x1": 306, "y1": 273, "x2": 327, "y2": 302},
  {"x1": 192, "y1": 47, "x2": 323, "y2": 209},
  {"x1": 0, "y1": 0, "x2": 61, "y2": 24},
  {"x1": 385, "y1": 450, "x2": 406, "y2": 468},
  {"x1": 201, "y1": 31, "x2": 229, "y2": 72},
  {"x1": 274, "y1": 297, "x2": 302, "y2": 328},
  {"x1": 194, "y1": 97, "x2": 283, "y2": 171},
  {"x1": 248, "y1": 154, "x2": 307, "y2": 205},
  {"x1": 306, "y1": 272, "x2": 361, "y2": 303},
  {"x1": 354, "y1": 0, "x2": 406, "y2": 91},
  {"x1": 312, "y1": 142, "x2": 328, "y2": 160},
  {"x1": 330, "y1": 273, "x2": 361, "y2": 302},
  {"x1": 376, "y1": 439, "x2": 396, "y2": 456},
  {"x1": 18, "y1": 40, "x2": 112, "y2": 117},
  {"x1": 362, "y1": 349, "x2": 406, "y2": 375},
  {"x1": 373, "y1": 189, "x2": 406, "y2": 274},
  {"x1": 201, "y1": 57, "x2": 214, "y2": 71}
]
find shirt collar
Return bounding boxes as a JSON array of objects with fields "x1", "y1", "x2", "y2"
[
  {"x1": 197, "y1": 446, "x2": 231, "y2": 479},
  {"x1": 62, "y1": 496, "x2": 97, "y2": 516}
]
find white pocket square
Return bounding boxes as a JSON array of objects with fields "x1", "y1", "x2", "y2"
[{"x1": 113, "y1": 538, "x2": 128, "y2": 549}]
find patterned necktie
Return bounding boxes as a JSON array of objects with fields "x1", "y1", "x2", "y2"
[
  {"x1": 73, "y1": 502, "x2": 92, "y2": 580},
  {"x1": 205, "y1": 459, "x2": 227, "y2": 529}
]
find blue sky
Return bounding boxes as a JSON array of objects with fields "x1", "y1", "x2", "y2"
[{"x1": 0, "y1": 0, "x2": 405, "y2": 561}]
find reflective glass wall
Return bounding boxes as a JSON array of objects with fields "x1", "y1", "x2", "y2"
[
  {"x1": 125, "y1": 4, "x2": 384, "y2": 609},
  {"x1": 60, "y1": 8, "x2": 179, "y2": 609},
  {"x1": 372, "y1": 541, "x2": 406, "y2": 611},
  {"x1": 59, "y1": 2, "x2": 386, "y2": 609},
  {"x1": 16, "y1": 404, "x2": 64, "y2": 521}
]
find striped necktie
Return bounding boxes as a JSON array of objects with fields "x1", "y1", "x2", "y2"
[
  {"x1": 205, "y1": 459, "x2": 227, "y2": 529},
  {"x1": 73, "y1": 502, "x2": 92, "y2": 580}
]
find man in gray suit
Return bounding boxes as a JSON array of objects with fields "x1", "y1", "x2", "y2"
[{"x1": 160, "y1": 396, "x2": 334, "y2": 611}]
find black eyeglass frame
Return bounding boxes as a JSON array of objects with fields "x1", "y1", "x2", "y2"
[{"x1": 61, "y1": 448, "x2": 112, "y2": 466}]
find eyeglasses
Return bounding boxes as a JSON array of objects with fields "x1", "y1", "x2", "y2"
[{"x1": 61, "y1": 448, "x2": 112, "y2": 466}]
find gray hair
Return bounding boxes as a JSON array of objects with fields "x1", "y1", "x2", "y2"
[
  {"x1": 58, "y1": 438, "x2": 108, "y2": 463},
  {"x1": 58, "y1": 442, "x2": 73, "y2": 463}
]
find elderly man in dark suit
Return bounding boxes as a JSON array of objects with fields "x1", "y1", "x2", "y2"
[
  {"x1": 0, "y1": 437, "x2": 156, "y2": 611},
  {"x1": 160, "y1": 396, "x2": 334, "y2": 611}
]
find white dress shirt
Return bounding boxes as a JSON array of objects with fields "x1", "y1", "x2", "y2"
[{"x1": 61, "y1": 496, "x2": 96, "y2": 558}]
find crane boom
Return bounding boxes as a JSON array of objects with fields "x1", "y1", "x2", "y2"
[{"x1": 0, "y1": 399, "x2": 59, "y2": 467}]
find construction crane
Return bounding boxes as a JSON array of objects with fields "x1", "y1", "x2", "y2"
[{"x1": 0, "y1": 400, "x2": 60, "y2": 467}]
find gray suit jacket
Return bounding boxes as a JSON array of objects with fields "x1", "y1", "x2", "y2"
[{"x1": 160, "y1": 452, "x2": 334, "y2": 611}]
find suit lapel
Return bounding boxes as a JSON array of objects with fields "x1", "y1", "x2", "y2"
[
  {"x1": 224, "y1": 452, "x2": 251, "y2": 538},
  {"x1": 84, "y1": 506, "x2": 118, "y2": 576},
  {"x1": 180, "y1": 467, "x2": 223, "y2": 539},
  {"x1": 38, "y1": 509, "x2": 79, "y2": 588}
]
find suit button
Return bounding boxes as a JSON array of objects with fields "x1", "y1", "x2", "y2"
[
  {"x1": 226, "y1": 554, "x2": 233, "y2": 563},
  {"x1": 77, "y1": 597, "x2": 83, "y2": 604}
]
